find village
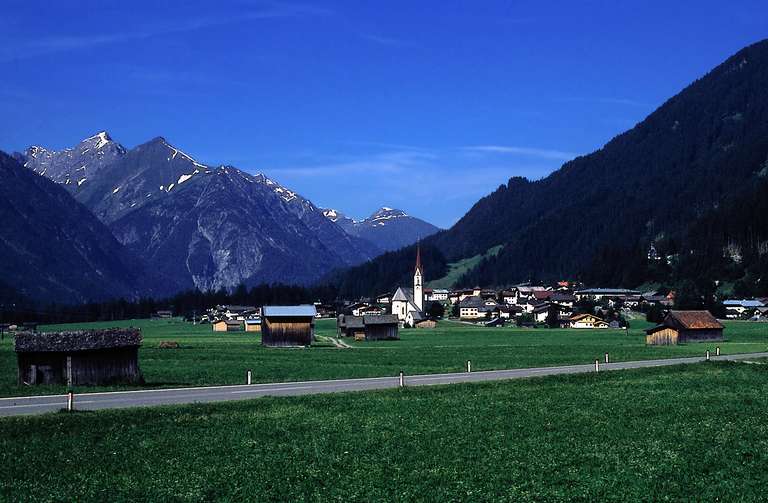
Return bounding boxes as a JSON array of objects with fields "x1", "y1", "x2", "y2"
[{"x1": 192, "y1": 247, "x2": 767, "y2": 346}]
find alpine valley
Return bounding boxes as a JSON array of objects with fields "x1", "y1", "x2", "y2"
[{"x1": 4, "y1": 134, "x2": 438, "y2": 302}]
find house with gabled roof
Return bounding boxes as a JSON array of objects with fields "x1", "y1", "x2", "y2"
[{"x1": 645, "y1": 310, "x2": 724, "y2": 345}]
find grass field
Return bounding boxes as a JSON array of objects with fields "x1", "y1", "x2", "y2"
[
  {"x1": 2, "y1": 361, "x2": 768, "y2": 501},
  {"x1": 1, "y1": 317, "x2": 766, "y2": 397}
]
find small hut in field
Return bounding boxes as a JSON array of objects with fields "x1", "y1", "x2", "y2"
[
  {"x1": 645, "y1": 310, "x2": 724, "y2": 345},
  {"x1": 245, "y1": 318, "x2": 262, "y2": 332},
  {"x1": 212, "y1": 319, "x2": 243, "y2": 332},
  {"x1": 338, "y1": 315, "x2": 365, "y2": 338},
  {"x1": 261, "y1": 305, "x2": 316, "y2": 347},
  {"x1": 363, "y1": 314, "x2": 400, "y2": 341},
  {"x1": 15, "y1": 328, "x2": 143, "y2": 386}
]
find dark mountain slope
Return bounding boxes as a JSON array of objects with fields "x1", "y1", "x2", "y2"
[
  {"x1": 327, "y1": 38, "x2": 768, "y2": 294},
  {"x1": 0, "y1": 151, "x2": 161, "y2": 303},
  {"x1": 458, "y1": 39, "x2": 768, "y2": 286}
]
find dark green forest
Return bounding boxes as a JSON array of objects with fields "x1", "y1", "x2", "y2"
[{"x1": 328, "y1": 39, "x2": 768, "y2": 299}]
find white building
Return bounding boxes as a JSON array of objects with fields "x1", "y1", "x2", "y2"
[{"x1": 391, "y1": 246, "x2": 426, "y2": 324}]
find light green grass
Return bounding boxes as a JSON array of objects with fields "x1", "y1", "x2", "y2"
[
  {"x1": 1, "y1": 318, "x2": 766, "y2": 397},
  {"x1": 2, "y1": 362, "x2": 768, "y2": 501},
  {"x1": 427, "y1": 245, "x2": 502, "y2": 288}
]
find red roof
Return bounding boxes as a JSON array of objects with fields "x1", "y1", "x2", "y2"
[{"x1": 666, "y1": 310, "x2": 723, "y2": 330}]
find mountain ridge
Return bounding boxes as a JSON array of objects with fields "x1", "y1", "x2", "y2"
[{"x1": 328, "y1": 38, "x2": 768, "y2": 298}]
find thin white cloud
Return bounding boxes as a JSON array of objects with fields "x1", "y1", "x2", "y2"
[
  {"x1": 462, "y1": 145, "x2": 576, "y2": 161},
  {"x1": 359, "y1": 33, "x2": 411, "y2": 47},
  {"x1": 0, "y1": 4, "x2": 331, "y2": 63}
]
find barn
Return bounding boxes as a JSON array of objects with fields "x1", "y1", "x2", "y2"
[
  {"x1": 261, "y1": 305, "x2": 317, "y2": 347},
  {"x1": 645, "y1": 310, "x2": 724, "y2": 345},
  {"x1": 338, "y1": 315, "x2": 365, "y2": 338},
  {"x1": 363, "y1": 314, "x2": 400, "y2": 341},
  {"x1": 15, "y1": 328, "x2": 143, "y2": 386},
  {"x1": 245, "y1": 318, "x2": 262, "y2": 332},
  {"x1": 212, "y1": 319, "x2": 244, "y2": 332}
]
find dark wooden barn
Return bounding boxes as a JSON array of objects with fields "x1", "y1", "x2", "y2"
[
  {"x1": 261, "y1": 305, "x2": 317, "y2": 347},
  {"x1": 363, "y1": 315, "x2": 400, "y2": 341},
  {"x1": 15, "y1": 328, "x2": 143, "y2": 386},
  {"x1": 338, "y1": 315, "x2": 365, "y2": 338},
  {"x1": 645, "y1": 310, "x2": 724, "y2": 345}
]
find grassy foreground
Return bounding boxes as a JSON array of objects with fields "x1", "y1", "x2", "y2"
[
  {"x1": 0, "y1": 317, "x2": 766, "y2": 397},
  {"x1": 2, "y1": 362, "x2": 768, "y2": 501}
]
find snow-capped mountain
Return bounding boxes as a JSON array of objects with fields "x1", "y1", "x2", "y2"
[
  {"x1": 17, "y1": 134, "x2": 379, "y2": 292},
  {"x1": 14, "y1": 131, "x2": 126, "y2": 192},
  {"x1": 322, "y1": 206, "x2": 440, "y2": 252}
]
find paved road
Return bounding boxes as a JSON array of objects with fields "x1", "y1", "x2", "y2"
[{"x1": 2, "y1": 352, "x2": 767, "y2": 417}]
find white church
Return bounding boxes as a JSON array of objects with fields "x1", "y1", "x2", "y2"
[{"x1": 391, "y1": 246, "x2": 427, "y2": 326}]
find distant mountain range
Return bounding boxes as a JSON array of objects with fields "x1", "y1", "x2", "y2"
[
  {"x1": 2, "y1": 132, "x2": 439, "y2": 302},
  {"x1": 330, "y1": 39, "x2": 768, "y2": 299},
  {"x1": 322, "y1": 207, "x2": 440, "y2": 252}
]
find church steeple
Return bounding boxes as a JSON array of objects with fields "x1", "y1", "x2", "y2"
[
  {"x1": 415, "y1": 242, "x2": 423, "y2": 274},
  {"x1": 413, "y1": 242, "x2": 424, "y2": 312}
]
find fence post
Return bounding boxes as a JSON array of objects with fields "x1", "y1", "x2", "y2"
[
  {"x1": 467, "y1": 360, "x2": 472, "y2": 373},
  {"x1": 716, "y1": 347, "x2": 721, "y2": 357},
  {"x1": 706, "y1": 350, "x2": 710, "y2": 361},
  {"x1": 67, "y1": 391, "x2": 74, "y2": 412},
  {"x1": 604, "y1": 352, "x2": 609, "y2": 364},
  {"x1": 594, "y1": 359, "x2": 599, "y2": 372},
  {"x1": 246, "y1": 369, "x2": 252, "y2": 385},
  {"x1": 399, "y1": 370, "x2": 405, "y2": 388},
  {"x1": 66, "y1": 356, "x2": 72, "y2": 389}
]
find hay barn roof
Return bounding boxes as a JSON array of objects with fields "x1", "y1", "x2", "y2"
[
  {"x1": 666, "y1": 310, "x2": 724, "y2": 330},
  {"x1": 363, "y1": 314, "x2": 399, "y2": 325},
  {"x1": 262, "y1": 305, "x2": 317, "y2": 317},
  {"x1": 14, "y1": 328, "x2": 142, "y2": 353},
  {"x1": 345, "y1": 316, "x2": 365, "y2": 329}
]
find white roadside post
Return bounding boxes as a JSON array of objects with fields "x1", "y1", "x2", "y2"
[
  {"x1": 604, "y1": 352, "x2": 609, "y2": 364},
  {"x1": 706, "y1": 350, "x2": 711, "y2": 361},
  {"x1": 67, "y1": 391, "x2": 74, "y2": 412},
  {"x1": 594, "y1": 359, "x2": 599, "y2": 373},
  {"x1": 247, "y1": 369, "x2": 252, "y2": 385},
  {"x1": 467, "y1": 360, "x2": 472, "y2": 373},
  {"x1": 716, "y1": 346, "x2": 721, "y2": 356},
  {"x1": 399, "y1": 370, "x2": 405, "y2": 388}
]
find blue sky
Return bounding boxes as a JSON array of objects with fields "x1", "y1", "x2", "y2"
[{"x1": 1, "y1": 1, "x2": 767, "y2": 227}]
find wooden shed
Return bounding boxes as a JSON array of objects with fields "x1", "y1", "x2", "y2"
[
  {"x1": 340, "y1": 315, "x2": 365, "y2": 338},
  {"x1": 646, "y1": 310, "x2": 724, "y2": 345},
  {"x1": 15, "y1": 328, "x2": 143, "y2": 386},
  {"x1": 245, "y1": 318, "x2": 262, "y2": 332},
  {"x1": 363, "y1": 314, "x2": 400, "y2": 341},
  {"x1": 212, "y1": 319, "x2": 243, "y2": 332},
  {"x1": 261, "y1": 305, "x2": 317, "y2": 347}
]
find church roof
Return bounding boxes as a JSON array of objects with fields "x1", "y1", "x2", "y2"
[{"x1": 393, "y1": 287, "x2": 414, "y2": 302}]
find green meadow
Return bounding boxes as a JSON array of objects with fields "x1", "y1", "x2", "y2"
[
  {"x1": 0, "y1": 317, "x2": 766, "y2": 397},
  {"x1": 2, "y1": 361, "x2": 768, "y2": 501}
]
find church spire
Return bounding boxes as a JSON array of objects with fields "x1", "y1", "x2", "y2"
[{"x1": 415, "y1": 241, "x2": 423, "y2": 274}]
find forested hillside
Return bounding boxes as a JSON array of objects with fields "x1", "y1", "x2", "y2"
[{"x1": 328, "y1": 39, "x2": 768, "y2": 297}]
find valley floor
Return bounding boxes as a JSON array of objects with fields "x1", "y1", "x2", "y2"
[
  {"x1": 1, "y1": 318, "x2": 767, "y2": 397},
  {"x1": 2, "y1": 362, "x2": 768, "y2": 501}
]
